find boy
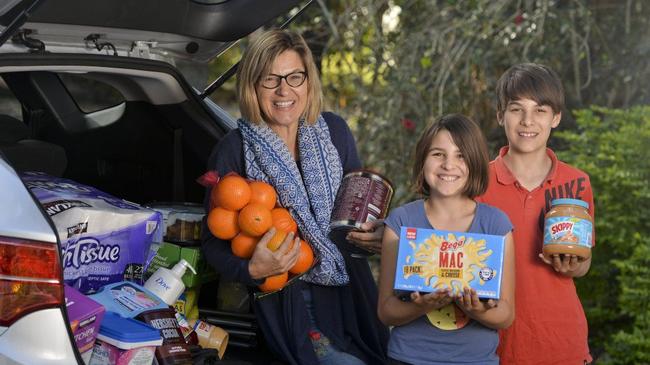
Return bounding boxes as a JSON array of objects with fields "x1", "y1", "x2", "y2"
[{"x1": 477, "y1": 63, "x2": 595, "y2": 364}]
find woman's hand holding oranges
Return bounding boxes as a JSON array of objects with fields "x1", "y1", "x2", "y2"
[
  {"x1": 248, "y1": 228, "x2": 301, "y2": 280},
  {"x1": 206, "y1": 173, "x2": 315, "y2": 292}
]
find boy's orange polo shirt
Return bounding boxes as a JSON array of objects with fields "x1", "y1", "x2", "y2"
[{"x1": 477, "y1": 147, "x2": 595, "y2": 365}]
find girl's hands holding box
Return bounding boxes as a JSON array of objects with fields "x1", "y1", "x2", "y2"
[
  {"x1": 455, "y1": 287, "x2": 498, "y2": 316},
  {"x1": 410, "y1": 289, "x2": 454, "y2": 311}
]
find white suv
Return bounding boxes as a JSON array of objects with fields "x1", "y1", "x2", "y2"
[{"x1": 0, "y1": 0, "x2": 304, "y2": 363}]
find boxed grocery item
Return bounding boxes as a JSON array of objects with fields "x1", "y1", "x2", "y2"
[
  {"x1": 145, "y1": 242, "x2": 217, "y2": 288},
  {"x1": 89, "y1": 312, "x2": 162, "y2": 365},
  {"x1": 174, "y1": 288, "x2": 199, "y2": 318},
  {"x1": 65, "y1": 285, "x2": 106, "y2": 364},
  {"x1": 136, "y1": 307, "x2": 193, "y2": 364},
  {"x1": 393, "y1": 227, "x2": 506, "y2": 299},
  {"x1": 88, "y1": 281, "x2": 168, "y2": 319},
  {"x1": 147, "y1": 203, "x2": 204, "y2": 245},
  {"x1": 22, "y1": 172, "x2": 162, "y2": 294}
]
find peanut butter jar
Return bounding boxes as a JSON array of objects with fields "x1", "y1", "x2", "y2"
[{"x1": 543, "y1": 198, "x2": 593, "y2": 260}]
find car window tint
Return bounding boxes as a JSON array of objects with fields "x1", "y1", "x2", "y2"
[
  {"x1": 0, "y1": 77, "x2": 22, "y2": 121},
  {"x1": 58, "y1": 73, "x2": 125, "y2": 113}
]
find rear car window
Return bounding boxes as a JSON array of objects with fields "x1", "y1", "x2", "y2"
[
  {"x1": 0, "y1": 77, "x2": 22, "y2": 121},
  {"x1": 59, "y1": 73, "x2": 125, "y2": 113}
]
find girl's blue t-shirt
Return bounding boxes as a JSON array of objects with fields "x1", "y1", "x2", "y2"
[{"x1": 384, "y1": 199, "x2": 513, "y2": 365}]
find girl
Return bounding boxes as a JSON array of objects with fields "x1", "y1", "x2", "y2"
[{"x1": 378, "y1": 114, "x2": 515, "y2": 365}]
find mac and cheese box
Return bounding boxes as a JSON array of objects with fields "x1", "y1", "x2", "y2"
[{"x1": 394, "y1": 227, "x2": 506, "y2": 300}]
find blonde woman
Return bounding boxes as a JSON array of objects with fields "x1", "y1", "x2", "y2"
[{"x1": 201, "y1": 29, "x2": 388, "y2": 365}]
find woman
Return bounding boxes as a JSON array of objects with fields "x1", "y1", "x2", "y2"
[{"x1": 201, "y1": 29, "x2": 388, "y2": 365}]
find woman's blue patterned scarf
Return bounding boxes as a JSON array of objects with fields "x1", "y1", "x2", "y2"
[{"x1": 238, "y1": 115, "x2": 349, "y2": 286}]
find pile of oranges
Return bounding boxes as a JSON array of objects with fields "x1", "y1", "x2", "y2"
[{"x1": 206, "y1": 174, "x2": 314, "y2": 292}]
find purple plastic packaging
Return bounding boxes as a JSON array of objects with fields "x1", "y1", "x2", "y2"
[
  {"x1": 22, "y1": 172, "x2": 163, "y2": 294},
  {"x1": 65, "y1": 285, "x2": 106, "y2": 363}
]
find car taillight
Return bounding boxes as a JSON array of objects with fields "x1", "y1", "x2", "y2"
[{"x1": 0, "y1": 236, "x2": 63, "y2": 327}]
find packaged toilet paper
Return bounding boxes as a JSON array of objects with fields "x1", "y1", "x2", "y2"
[{"x1": 23, "y1": 172, "x2": 162, "y2": 293}]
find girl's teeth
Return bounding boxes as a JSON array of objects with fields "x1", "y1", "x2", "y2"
[{"x1": 439, "y1": 175, "x2": 457, "y2": 181}]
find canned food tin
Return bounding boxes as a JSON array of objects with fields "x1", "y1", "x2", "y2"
[{"x1": 329, "y1": 170, "x2": 393, "y2": 256}]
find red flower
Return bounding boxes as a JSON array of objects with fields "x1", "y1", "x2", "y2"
[
  {"x1": 514, "y1": 13, "x2": 524, "y2": 25},
  {"x1": 401, "y1": 118, "x2": 416, "y2": 131}
]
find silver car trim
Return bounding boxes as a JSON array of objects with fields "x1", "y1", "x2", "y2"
[
  {"x1": 0, "y1": 274, "x2": 61, "y2": 284},
  {"x1": 0, "y1": 158, "x2": 57, "y2": 244}
]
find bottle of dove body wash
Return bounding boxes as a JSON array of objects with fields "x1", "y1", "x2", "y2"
[{"x1": 144, "y1": 259, "x2": 196, "y2": 306}]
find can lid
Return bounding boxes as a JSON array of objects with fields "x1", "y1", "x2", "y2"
[{"x1": 551, "y1": 198, "x2": 589, "y2": 209}]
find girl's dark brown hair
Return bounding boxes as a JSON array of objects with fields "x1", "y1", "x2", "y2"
[{"x1": 412, "y1": 114, "x2": 489, "y2": 198}]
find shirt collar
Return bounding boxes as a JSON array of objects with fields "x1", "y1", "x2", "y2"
[{"x1": 494, "y1": 146, "x2": 559, "y2": 186}]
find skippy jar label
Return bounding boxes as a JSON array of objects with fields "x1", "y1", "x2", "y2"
[
  {"x1": 393, "y1": 227, "x2": 506, "y2": 300},
  {"x1": 543, "y1": 216, "x2": 592, "y2": 247}
]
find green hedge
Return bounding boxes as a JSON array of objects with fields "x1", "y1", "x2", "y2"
[{"x1": 555, "y1": 106, "x2": 650, "y2": 364}]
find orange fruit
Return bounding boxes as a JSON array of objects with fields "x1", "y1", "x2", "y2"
[
  {"x1": 289, "y1": 240, "x2": 315, "y2": 275},
  {"x1": 207, "y1": 207, "x2": 239, "y2": 240},
  {"x1": 271, "y1": 208, "x2": 298, "y2": 235},
  {"x1": 238, "y1": 203, "x2": 273, "y2": 237},
  {"x1": 249, "y1": 181, "x2": 277, "y2": 211},
  {"x1": 266, "y1": 229, "x2": 288, "y2": 252},
  {"x1": 212, "y1": 175, "x2": 251, "y2": 211},
  {"x1": 259, "y1": 271, "x2": 288, "y2": 293},
  {"x1": 231, "y1": 233, "x2": 258, "y2": 258}
]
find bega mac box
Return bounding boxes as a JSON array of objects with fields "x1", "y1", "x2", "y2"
[{"x1": 393, "y1": 227, "x2": 506, "y2": 300}]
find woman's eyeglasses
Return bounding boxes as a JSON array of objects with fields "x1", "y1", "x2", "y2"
[{"x1": 259, "y1": 71, "x2": 307, "y2": 89}]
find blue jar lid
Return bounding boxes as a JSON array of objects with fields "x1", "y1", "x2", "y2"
[
  {"x1": 98, "y1": 312, "x2": 161, "y2": 343},
  {"x1": 551, "y1": 198, "x2": 589, "y2": 209}
]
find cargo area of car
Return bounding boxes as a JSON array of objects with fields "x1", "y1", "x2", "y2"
[{"x1": 0, "y1": 58, "x2": 280, "y2": 364}]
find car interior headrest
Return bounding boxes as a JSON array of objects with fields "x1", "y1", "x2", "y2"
[{"x1": 0, "y1": 114, "x2": 30, "y2": 143}]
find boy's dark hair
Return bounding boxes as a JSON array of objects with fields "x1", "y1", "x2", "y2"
[
  {"x1": 412, "y1": 114, "x2": 489, "y2": 198},
  {"x1": 495, "y1": 63, "x2": 565, "y2": 115}
]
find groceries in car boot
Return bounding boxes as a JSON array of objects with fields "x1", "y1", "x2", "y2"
[
  {"x1": 174, "y1": 288, "x2": 199, "y2": 319},
  {"x1": 89, "y1": 312, "x2": 162, "y2": 365},
  {"x1": 147, "y1": 202, "x2": 204, "y2": 245},
  {"x1": 188, "y1": 319, "x2": 229, "y2": 359},
  {"x1": 89, "y1": 281, "x2": 168, "y2": 319},
  {"x1": 89, "y1": 280, "x2": 192, "y2": 364},
  {"x1": 136, "y1": 307, "x2": 193, "y2": 365},
  {"x1": 22, "y1": 172, "x2": 162, "y2": 294},
  {"x1": 174, "y1": 312, "x2": 199, "y2": 346},
  {"x1": 145, "y1": 242, "x2": 217, "y2": 289},
  {"x1": 65, "y1": 285, "x2": 106, "y2": 364},
  {"x1": 144, "y1": 259, "x2": 196, "y2": 306}
]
